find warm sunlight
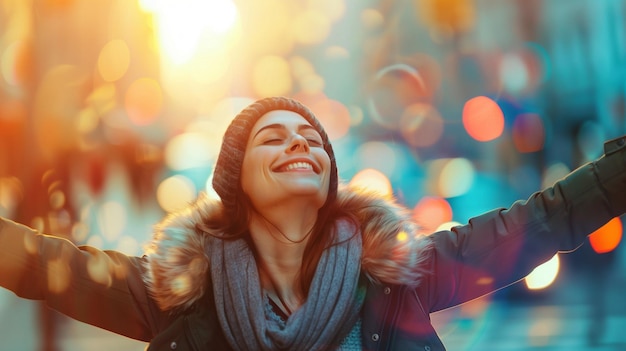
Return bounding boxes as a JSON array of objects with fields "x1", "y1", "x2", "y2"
[{"x1": 140, "y1": 0, "x2": 239, "y2": 65}]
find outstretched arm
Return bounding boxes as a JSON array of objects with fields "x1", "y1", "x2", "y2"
[
  {"x1": 421, "y1": 135, "x2": 626, "y2": 313},
  {"x1": 0, "y1": 218, "x2": 168, "y2": 342}
]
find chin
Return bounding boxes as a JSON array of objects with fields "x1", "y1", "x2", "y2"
[{"x1": 290, "y1": 189, "x2": 327, "y2": 207}]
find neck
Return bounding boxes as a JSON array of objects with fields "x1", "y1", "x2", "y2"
[
  {"x1": 248, "y1": 203, "x2": 319, "y2": 313},
  {"x1": 250, "y1": 197, "x2": 320, "y2": 244}
]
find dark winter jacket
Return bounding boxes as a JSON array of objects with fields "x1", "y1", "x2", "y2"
[{"x1": 1, "y1": 136, "x2": 626, "y2": 351}]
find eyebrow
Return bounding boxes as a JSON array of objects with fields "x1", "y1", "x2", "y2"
[{"x1": 252, "y1": 123, "x2": 318, "y2": 139}]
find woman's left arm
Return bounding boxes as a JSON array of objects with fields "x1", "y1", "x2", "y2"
[{"x1": 422, "y1": 135, "x2": 626, "y2": 313}]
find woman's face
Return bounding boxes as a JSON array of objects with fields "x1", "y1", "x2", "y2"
[{"x1": 240, "y1": 110, "x2": 331, "y2": 210}]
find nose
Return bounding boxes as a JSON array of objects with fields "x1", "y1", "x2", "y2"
[{"x1": 287, "y1": 134, "x2": 310, "y2": 153}]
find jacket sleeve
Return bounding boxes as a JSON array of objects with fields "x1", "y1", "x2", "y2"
[
  {"x1": 0, "y1": 217, "x2": 169, "y2": 342},
  {"x1": 422, "y1": 135, "x2": 626, "y2": 313}
]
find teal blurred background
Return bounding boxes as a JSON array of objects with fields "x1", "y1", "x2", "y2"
[{"x1": 0, "y1": 0, "x2": 625, "y2": 350}]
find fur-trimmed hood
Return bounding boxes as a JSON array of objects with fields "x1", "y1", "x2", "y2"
[{"x1": 144, "y1": 187, "x2": 433, "y2": 311}]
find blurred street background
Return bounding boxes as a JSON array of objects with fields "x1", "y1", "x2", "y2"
[{"x1": 0, "y1": 0, "x2": 625, "y2": 350}]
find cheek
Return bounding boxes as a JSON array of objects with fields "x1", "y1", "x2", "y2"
[
  {"x1": 320, "y1": 154, "x2": 332, "y2": 177},
  {"x1": 319, "y1": 154, "x2": 332, "y2": 187},
  {"x1": 240, "y1": 156, "x2": 255, "y2": 194},
  {"x1": 240, "y1": 152, "x2": 270, "y2": 194}
]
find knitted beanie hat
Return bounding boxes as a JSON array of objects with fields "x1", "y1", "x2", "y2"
[{"x1": 212, "y1": 96, "x2": 338, "y2": 215}]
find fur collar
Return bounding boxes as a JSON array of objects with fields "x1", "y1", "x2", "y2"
[{"x1": 144, "y1": 187, "x2": 433, "y2": 311}]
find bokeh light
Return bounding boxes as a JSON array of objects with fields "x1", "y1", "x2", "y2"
[
  {"x1": 293, "y1": 10, "x2": 332, "y2": 45},
  {"x1": 291, "y1": 56, "x2": 326, "y2": 94},
  {"x1": 527, "y1": 307, "x2": 561, "y2": 347},
  {"x1": 1, "y1": 1, "x2": 625, "y2": 348},
  {"x1": 165, "y1": 132, "x2": 215, "y2": 171},
  {"x1": 191, "y1": 51, "x2": 232, "y2": 86},
  {"x1": 325, "y1": 45, "x2": 350, "y2": 60},
  {"x1": 97, "y1": 201, "x2": 126, "y2": 243},
  {"x1": 116, "y1": 236, "x2": 140, "y2": 256},
  {"x1": 427, "y1": 158, "x2": 475, "y2": 198},
  {"x1": 0, "y1": 177, "x2": 23, "y2": 216},
  {"x1": 499, "y1": 53, "x2": 530, "y2": 95},
  {"x1": 75, "y1": 107, "x2": 100, "y2": 136},
  {"x1": 204, "y1": 174, "x2": 221, "y2": 201},
  {"x1": 48, "y1": 190, "x2": 66, "y2": 210},
  {"x1": 71, "y1": 221, "x2": 89, "y2": 243},
  {"x1": 499, "y1": 43, "x2": 551, "y2": 97},
  {"x1": 405, "y1": 53, "x2": 442, "y2": 99},
  {"x1": 86, "y1": 83, "x2": 117, "y2": 117},
  {"x1": 87, "y1": 254, "x2": 113, "y2": 287},
  {"x1": 361, "y1": 8, "x2": 384, "y2": 30},
  {"x1": 588, "y1": 217, "x2": 622, "y2": 254},
  {"x1": 416, "y1": 0, "x2": 476, "y2": 34},
  {"x1": 541, "y1": 162, "x2": 570, "y2": 189},
  {"x1": 1, "y1": 40, "x2": 33, "y2": 87},
  {"x1": 368, "y1": 63, "x2": 426, "y2": 130},
  {"x1": 436, "y1": 220, "x2": 461, "y2": 232},
  {"x1": 97, "y1": 39, "x2": 130, "y2": 82},
  {"x1": 348, "y1": 168, "x2": 393, "y2": 198},
  {"x1": 400, "y1": 103, "x2": 444, "y2": 147},
  {"x1": 412, "y1": 196, "x2": 453, "y2": 234},
  {"x1": 512, "y1": 113, "x2": 545, "y2": 153},
  {"x1": 252, "y1": 55, "x2": 292, "y2": 97},
  {"x1": 171, "y1": 274, "x2": 193, "y2": 297},
  {"x1": 396, "y1": 230, "x2": 409, "y2": 242},
  {"x1": 143, "y1": 0, "x2": 238, "y2": 65},
  {"x1": 156, "y1": 175, "x2": 196, "y2": 212},
  {"x1": 459, "y1": 296, "x2": 491, "y2": 321},
  {"x1": 307, "y1": 98, "x2": 351, "y2": 140},
  {"x1": 86, "y1": 235, "x2": 104, "y2": 251},
  {"x1": 525, "y1": 254, "x2": 560, "y2": 290},
  {"x1": 524, "y1": 42, "x2": 552, "y2": 85},
  {"x1": 462, "y1": 96, "x2": 505, "y2": 142},
  {"x1": 576, "y1": 120, "x2": 605, "y2": 161},
  {"x1": 124, "y1": 77, "x2": 163, "y2": 126},
  {"x1": 47, "y1": 258, "x2": 72, "y2": 294},
  {"x1": 190, "y1": 97, "x2": 255, "y2": 153},
  {"x1": 307, "y1": 0, "x2": 346, "y2": 22}
]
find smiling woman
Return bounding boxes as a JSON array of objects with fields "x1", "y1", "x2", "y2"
[
  {"x1": 241, "y1": 111, "x2": 331, "y2": 212},
  {"x1": 1, "y1": 96, "x2": 626, "y2": 350}
]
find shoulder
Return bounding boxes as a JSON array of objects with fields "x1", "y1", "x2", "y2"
[
  {"x1": 144, "y1": 193, "x2": 225, "y2": 311},
  {"x1": 337, "y1": 186, "x2": 434, "y2": 287}
]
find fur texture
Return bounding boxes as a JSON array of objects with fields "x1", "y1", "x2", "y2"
[{"x1": 144, "y1": 187, "x2": 433, "y2": 311}]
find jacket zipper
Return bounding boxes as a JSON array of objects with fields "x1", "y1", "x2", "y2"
[{"x1": 380, "y1": 286, "x2": 404, "y2": 350}]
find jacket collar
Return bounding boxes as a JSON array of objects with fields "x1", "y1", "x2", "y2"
[{"x1": 144, "y1": 186, "x2": 433, "y2": 311}]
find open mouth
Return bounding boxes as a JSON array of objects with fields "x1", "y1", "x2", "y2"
[{"x1": 275, "y1": 161, "x2": 318, "y2": 173}]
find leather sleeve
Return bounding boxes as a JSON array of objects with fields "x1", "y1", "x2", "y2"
[
  {"x1": 421, "y1": 135, "x2": 626, "y2": 313},
  {"x1": 0, "y1": 218, "x2": 169, "y2": 341}
]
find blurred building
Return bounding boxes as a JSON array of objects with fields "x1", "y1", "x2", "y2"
[{"x1": 0, "y1": 0, "x2": 624, "y2": 350}]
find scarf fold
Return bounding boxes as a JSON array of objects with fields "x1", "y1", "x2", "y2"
[{"x1": 210, "y1": 220, "x2": 364, "y2": 351}]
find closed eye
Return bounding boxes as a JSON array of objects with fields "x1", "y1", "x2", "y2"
[{"x1": 263, "y1": 138, "x2": 283, "y2": 145}]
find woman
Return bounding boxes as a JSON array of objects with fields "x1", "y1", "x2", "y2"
[{"x1": 1, "y1": 96, "x2": 625, "y2": 350}]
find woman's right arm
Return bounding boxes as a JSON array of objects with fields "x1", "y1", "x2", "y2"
[{"x1": 0, "y1": 217, "x2": 168, "y2": 342}]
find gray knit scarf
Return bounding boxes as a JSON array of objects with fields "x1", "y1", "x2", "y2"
[{"x1": 209, "y1": 220, "x2": 364, "y2": 351}]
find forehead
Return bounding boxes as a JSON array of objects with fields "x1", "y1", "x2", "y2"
[{"x1": 250, "y1": 110, "x2": 312, "y2": 133}]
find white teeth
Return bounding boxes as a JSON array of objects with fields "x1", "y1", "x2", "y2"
[{"x1": 284, "y1": 162, "x2": 313, "y2": 171}]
